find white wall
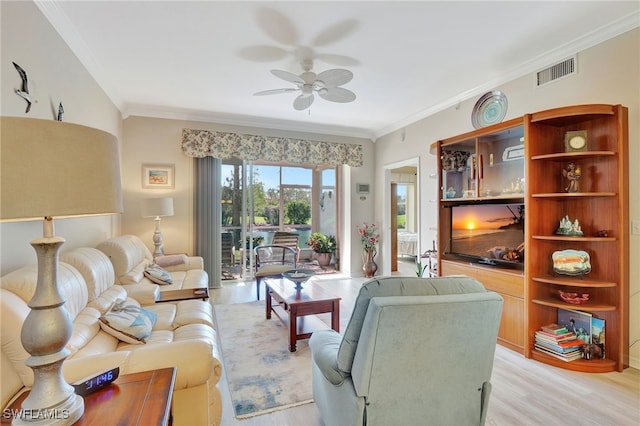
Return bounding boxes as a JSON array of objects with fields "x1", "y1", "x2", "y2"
[
  {"x1": 0, "y1": 1, "x2": 122, "y2": 275},
  {"x1": 374, "y1": 28, "x2": 640, "y2": 368}
]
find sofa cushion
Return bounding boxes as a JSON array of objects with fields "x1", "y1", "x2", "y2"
[
  {"x1": 99, "y1": 298, "x2": 157, "y2": 344},
  {"x1": 144, "y1": 264, "x2": 173, "y2": 285},
  {"x1": 0, "y1": 263, "x2": 88, "y2": 321},
  {"x1": 337, "y1": 276, "x2": 487, "y2": 373},
  {"x1": 60, "y1": 248, "x2": 115, "y2": 303},
  {"x1": 97, "y1": 235, "x2": 153, "y2": 284},
  {"x1": 120, "y1": 260, "x2": 148, "y2": 285}
]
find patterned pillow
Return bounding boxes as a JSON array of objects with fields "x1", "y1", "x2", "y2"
[
  {"x1": 99, "y1": 298, "x2": 157, "y2": 344},
  {"x1": 144, "y1": 264, "x2": 173, "y2": 285}
]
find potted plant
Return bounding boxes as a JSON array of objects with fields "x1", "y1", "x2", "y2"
[
  {"x1": 242, "y1": 235, "x2": 264, "y2": 249},
  {"x1": 306, "y1": 232, "x2": 336, "y2": 266}
]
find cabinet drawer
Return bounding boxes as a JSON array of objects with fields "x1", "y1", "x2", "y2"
[{"x1": 440, "y1": 260, "x2": 524, "y2": 298}]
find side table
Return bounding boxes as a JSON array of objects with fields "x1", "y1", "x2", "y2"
[
  {"x1": 156, "y1": 287, "x2": 209, "y2": 303},
  {"x1": 3, "y1": 368, "x2": 176, "y2": 426}
]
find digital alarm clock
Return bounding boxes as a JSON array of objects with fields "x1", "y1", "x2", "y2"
[{"x1": 72, "y1": 367, "x2": 119, "y2": 396}]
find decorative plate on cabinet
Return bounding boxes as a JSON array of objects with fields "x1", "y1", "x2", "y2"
[
  {"x1": 472, "y1": 91, "x2": 508, "y2": 129},
  {"x1": 552, "y1": 249, "x2": 591, "y2": 276}
]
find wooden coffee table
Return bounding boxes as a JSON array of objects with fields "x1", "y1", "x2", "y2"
[
  {"x1": 3, "y1": 368, "x2": 175, "y2": 425},
  {"x1": 265, "y1": 278, "x2": 340, "y2": 352}
]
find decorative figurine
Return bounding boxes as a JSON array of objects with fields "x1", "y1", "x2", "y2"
[
  {"x1": 57, "y1": 102, "x2": 64, "y2": 121},
  {"x1": 13, "y1": 62, "x2": 33, "y2": 113},
  {"x1": 556, "y1": 215, "x2": 583, "y2": 236},
  {"x1": 446, "y1": 187, "x2": 457, "y2": 198},
  {"x1": 562, "y1": 162, "x2": 581, "y2": 192}
]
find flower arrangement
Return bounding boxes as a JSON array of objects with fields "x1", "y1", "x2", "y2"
[
  {"x1": 306, "y1": 232, "x2": 337, "y2": 253},
  {"x1": 357, "y1": 222, "x2": 380, "y2": 253}
]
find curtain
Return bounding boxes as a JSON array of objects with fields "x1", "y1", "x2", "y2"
[
  {"x1": 182, "y1": 129, "x2": 363, "y2": 167},
  {"x1": 195, "y1": 156, "x2": 221, "y2": 288}
]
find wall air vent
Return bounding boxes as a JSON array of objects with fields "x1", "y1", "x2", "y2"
[{"x1": 536, "y1": 56, "x2": 576, "y2": 87}]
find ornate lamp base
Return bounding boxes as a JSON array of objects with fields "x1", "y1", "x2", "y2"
[{"x1": 14, "y1": 235, "x2": 84, "y2": 425}]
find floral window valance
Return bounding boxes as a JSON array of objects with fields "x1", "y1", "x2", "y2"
[{"x1": 181, "y1": 129, "x2": 363, "y2": 167}]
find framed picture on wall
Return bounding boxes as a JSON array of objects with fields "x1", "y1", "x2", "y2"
[{"x1": 142, "y1": 164, "x2": 175, "y2": 189}]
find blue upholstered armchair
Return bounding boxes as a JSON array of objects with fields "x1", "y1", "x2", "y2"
[{"x1": 309, "y1": 276, "x2": 503, "y2": 426}]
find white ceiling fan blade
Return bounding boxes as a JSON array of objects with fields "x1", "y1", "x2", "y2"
[
  {"x1": 315, "y1": 53, "x2": 360, "y2": 67},
  {"x1": 319, "y1": 87, "x2": 356, "y2": 103},
  {"x1": 316, "y1": 69, "x2": 353, "y2": 88},
  {"x1": 293, "y1": 94, "x2": 314, "y2": 110},
  {"x1": 271, "y1": 69, "x2": 304, "y2": 84},
  {"x1": 254, "y1": 88, "x2": 298, "y2": 96}
]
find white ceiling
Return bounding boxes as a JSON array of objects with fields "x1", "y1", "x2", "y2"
[{"x1": 36, "y1": 1, "x2": 639, "y2": 140}]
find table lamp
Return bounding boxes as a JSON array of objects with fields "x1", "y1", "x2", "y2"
[
  {"x1": 141, "y1": 197, "x2": 174, "y2": 257},
  {"x1": 0, "y1": 117, "x2": 123, "y2": 425}
]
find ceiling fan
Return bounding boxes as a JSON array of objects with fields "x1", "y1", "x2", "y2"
[{"x1": 254, "y1": 59, "x2": 356, "y2": 111}]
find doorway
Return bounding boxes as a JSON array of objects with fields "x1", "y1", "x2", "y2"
[{"x1": 383, "y1": 158, "x2": 420, "y2": 276}]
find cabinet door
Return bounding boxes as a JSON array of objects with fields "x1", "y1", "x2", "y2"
[
  {"x1": 476, "y1": 126, "x2": 524, "y2": 198},
  {"x1": 440, "y1": 139, "x2": 475, "y2": 200}
]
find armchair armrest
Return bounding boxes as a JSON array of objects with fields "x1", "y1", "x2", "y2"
[{"x1": 309, "y1": 329, "x2": 348, "y2": 385}]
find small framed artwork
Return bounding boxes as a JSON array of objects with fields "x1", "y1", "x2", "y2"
[
  {"x1": 142, "y1": 164, "x2": 175, "y2": 189},
  {"x1": 564, "y1": 130, "x2": 588, "y2": 152}
]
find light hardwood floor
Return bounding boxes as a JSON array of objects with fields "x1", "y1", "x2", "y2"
[{"x1": 210, "y1": 275, "x2": 640, "y2": 426}]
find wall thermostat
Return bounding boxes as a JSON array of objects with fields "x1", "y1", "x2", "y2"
[{"x1": 356, "y1": 183, "x2": 370, "y2": 194}]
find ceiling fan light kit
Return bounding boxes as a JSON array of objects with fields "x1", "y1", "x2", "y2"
[{"x1": 254, "y1": 60, "x2": 356, "y2": 111}]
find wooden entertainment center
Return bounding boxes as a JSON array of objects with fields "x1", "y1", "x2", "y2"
[{"x1": 436, "y1": 104, "x2": 629, "y2": 373}]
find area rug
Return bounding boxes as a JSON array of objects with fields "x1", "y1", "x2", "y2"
[{"x1": 214, "y1": 301, "x2": 314, "y2": 418}]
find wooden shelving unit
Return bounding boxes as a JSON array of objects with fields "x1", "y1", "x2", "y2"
[
  {"x1": 436, "y1": 104, "x2": 629, "y2": 372},
  {"x1": 526, "y1": 104, "x2": 629, "y2": 373}
]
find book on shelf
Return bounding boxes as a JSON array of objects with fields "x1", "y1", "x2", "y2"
[
  {"x1": 589, "y1": 316, "x2": 606, "y2": 359},
  {"x1": 541, "y1": 323, "x2": 569, "y2": 335},
  {"x1": 535, "y1": 338, "x2": 586, "y2": 353},
  {"x1": 534, "y1": 344, "x2": 583, "y2": 362},
  {"x1": 535, "y1": 330, "x2": 576, "y2": 342},
  {"x1": 557, "y1": 308, "x2": 592, "y2": 344}
]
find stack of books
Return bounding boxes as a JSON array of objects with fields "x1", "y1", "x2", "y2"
[{"x1": 534, "y1": 323, "x2": 585, "y2": 362}]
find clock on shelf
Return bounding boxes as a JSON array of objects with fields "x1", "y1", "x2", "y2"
[
  {"x1": 564, "y1": 130, "x2": 588, "y2": 152},
  {"x1": 73, "y1": 366, "x2": 119, "y2": 396}
]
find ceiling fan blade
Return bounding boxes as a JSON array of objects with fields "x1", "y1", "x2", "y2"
[
  {"x1": 315, "y1": 53, "x2": 360, "y2": 67},
  {"x1": 293, "y1": 94, "x2": 314, "y2": 110},
  {"x1": 271, "y1": 69, "x2": 304, "y2": 84},
  {"x1": 254, "y1": 88, "x2": 298, "y2": 96},
  {"x1": 316, "y1": 69, "x2": 353, "y2": 88},
  {"x1": 319, "y1": 87, "x2": 356, "y2": 103}
]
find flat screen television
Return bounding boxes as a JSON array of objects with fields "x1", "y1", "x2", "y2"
[{"x1": 447, "y1": 203, "x2": 524, "y2": 269}]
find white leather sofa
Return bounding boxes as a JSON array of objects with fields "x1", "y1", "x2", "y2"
[
  {"x1": 1, "y1": 245, "x2": 222, "y2": 426},
  {"x1": 97, "y1": 234, "x2": 208, "y2": 305}
]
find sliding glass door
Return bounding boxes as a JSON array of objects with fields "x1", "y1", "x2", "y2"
[{"x1": 220, "y1": 160, "x2": 338, "y2": 281}]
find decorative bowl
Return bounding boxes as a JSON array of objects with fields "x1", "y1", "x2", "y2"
[
  {"x1": 558, "y1": 290, "x2": 590, "y2": 304},
  {"x1": 282, "y1": 269, "x2": 315, "y2": 289}
]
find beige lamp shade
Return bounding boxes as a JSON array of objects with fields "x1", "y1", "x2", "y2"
[
  {"x1": 141, "y1": 197, "x2": 174, "y2": 218},
  {"x1": 0, "y1": 117, "x2": 123, "y2": 221}
]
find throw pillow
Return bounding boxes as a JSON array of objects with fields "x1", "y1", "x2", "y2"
[
  {"x1": 155, "y1": 254, "x2": 188, "y2": 267},
  {"x1": 99, "y1": 298, "x2": 157, "y2": 344},
  {"x1": 144, "y1": 264, "x2": 173, "y2": 285}
]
